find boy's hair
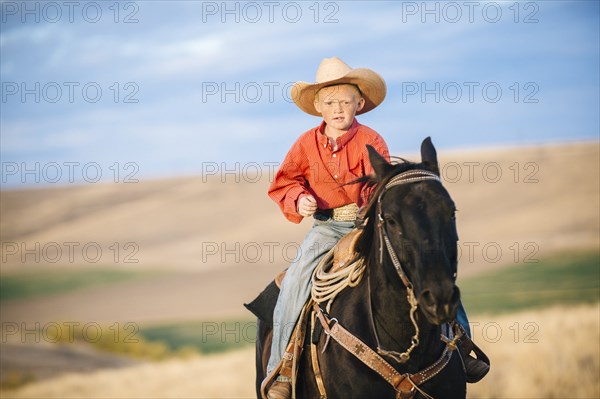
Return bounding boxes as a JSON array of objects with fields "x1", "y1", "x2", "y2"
[{"x1": 315, "y1": 83, "x2": 363, "y2": 101}]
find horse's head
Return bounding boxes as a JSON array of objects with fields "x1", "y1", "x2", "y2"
[{"x1": 362, "y1": 137, "x2": 460, "y2": 325}]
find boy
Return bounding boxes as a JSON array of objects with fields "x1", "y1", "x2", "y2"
[{"x1": 265, "y1": 57, "x2": 390, "y2": 399}]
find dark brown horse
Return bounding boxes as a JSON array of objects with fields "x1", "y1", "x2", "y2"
[{"x1": 252, "y1": 137, "x2": 466, "y2": 398}]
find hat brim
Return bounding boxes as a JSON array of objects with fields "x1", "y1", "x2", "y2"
[{"x1": 291, "y1": 68, "x2": 386, "y2": 116}]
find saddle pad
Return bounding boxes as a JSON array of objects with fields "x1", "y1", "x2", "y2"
[{"x1": 243, "y1": 280, "x2": 279, "y2": 327}]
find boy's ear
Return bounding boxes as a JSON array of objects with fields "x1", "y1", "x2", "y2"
[
  {"x1": 367, "y1": 145, "x2": 394, "y2": 181},
  {"x1": 420, "y1": 136, "x2": 440, "y2": 175},
  {"x1": 356, "y1": 97, "x2": 365, "y2": 113},
  {"x1": 313, "y1": 98, "x2": 322, "y2": 114}
]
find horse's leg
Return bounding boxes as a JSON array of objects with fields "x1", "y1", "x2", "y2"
[{"x1": 255, "y1": 319, "x2": 272, "y2": 399}]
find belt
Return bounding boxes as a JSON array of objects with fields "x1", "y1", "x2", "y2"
[{"x1": 315, "y1": 203, "x2": 359, "y2": 222}]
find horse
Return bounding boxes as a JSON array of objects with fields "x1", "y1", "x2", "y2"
[{"x1": 252, "y1": 137, "x2": 467, "y2": 398}]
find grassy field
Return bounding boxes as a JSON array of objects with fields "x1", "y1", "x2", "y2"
[
  {"x1": 134, "y1": 250, "x2": 600, "y2": 355},
  {"x1": 2, "y1": 250, "x2": 597, "y2": 357},
  {"x1": 1, "y1": 250, "x2": 598, "y2": 396},
  {"x1": 140, "y1": 318, "x2": 256, "y2": 355},
  {"x1": 460, "y1": 250, "x2": 599, "y2": 315},
  {"x1": 0, "y1": 269, "x2": 163, "y2": 301}
]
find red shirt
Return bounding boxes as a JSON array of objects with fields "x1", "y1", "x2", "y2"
[{"x1": 269, "y1": 119, "x2": 390, "y2": 223}]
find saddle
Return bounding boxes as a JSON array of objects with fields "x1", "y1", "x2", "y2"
[
  {"x1": 331, "y1": 228, "x2": 363, "y2": 272},
  {"x1": 275, "y1": 228, "x2": 363, "y2": 287}
]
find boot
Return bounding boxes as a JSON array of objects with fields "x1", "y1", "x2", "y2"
[
  {"x1": 267, "y1": 345, "x2": 294, "y2": 399},
  {"x1": 267, "y1": 377, "x2": 292, "y2": 399},
  {"x1": 459, "y1": 335, "x2": 490, "y2": 383}
]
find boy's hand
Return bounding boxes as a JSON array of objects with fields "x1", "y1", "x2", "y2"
[{"x1": 298, "y1": 195, "x2": 317, "y2": 217}]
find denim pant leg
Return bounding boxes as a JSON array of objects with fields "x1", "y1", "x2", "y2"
[
  {"x1": 457, "y1": 301, "x2": 471, "y2": 338},
  {"x1": 267, "y1": 219, "x2": 354, "y2": 375}
]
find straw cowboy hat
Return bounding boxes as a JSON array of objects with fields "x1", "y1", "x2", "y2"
[{"x1": 291, "y1": 57, "x2": 386, "y2": 116}]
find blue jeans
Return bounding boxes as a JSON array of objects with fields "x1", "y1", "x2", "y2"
[
  {"x1": 457, "y1": 301, "x2": 471, "y2": 337},
  {"x1": 267, "y1": 217, "x2": 354, "y2": 375}
]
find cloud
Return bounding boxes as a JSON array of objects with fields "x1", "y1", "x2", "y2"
[{"x1": 1, "y1": 1, "x2": 598, "y2": 185}]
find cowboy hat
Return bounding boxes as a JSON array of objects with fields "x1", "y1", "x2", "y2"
[{"x1": 291, "y1": 57, "x2": 386, "y2": 116}]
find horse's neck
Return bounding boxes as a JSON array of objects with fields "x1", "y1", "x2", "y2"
[{"x1": 368, "y1": 255, "x2": 443, "y2": 371}]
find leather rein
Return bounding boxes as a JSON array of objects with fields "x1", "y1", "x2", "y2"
[{"x1": 312, "y1": 169, "x2": 462, "y2": 399}]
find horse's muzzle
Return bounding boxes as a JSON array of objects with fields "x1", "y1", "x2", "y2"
[{"x1": 418, "y1": 284, "x2": 460, "y2": 325}]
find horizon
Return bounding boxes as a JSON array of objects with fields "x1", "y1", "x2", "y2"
[{"x1": 1, "y1": 138, "x2": 596, "y2": 190}]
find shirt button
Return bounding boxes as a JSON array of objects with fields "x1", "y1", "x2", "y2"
[
  {"x1": 334, "y1": 175, "x2": 338, "y2": 179},
  {"x1": 332, "y1": 154, "x2": 337, "y2": 158}
]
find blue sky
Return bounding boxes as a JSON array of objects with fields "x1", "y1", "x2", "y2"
[{"x1": 1, "y1": 1, "x2": 598, "y2": 186}]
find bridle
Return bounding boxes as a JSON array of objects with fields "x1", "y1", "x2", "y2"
[
  {"x1": 370, "y1": 169, "x2": 443, "y2": 363},
  {"x1": 375, "y1": 169, "x2": 442, "y2": 282}
]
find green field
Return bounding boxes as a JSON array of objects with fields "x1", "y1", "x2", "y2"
[
  {"x1": 460, "y1": 250, "x2": 600, "y2": 314},
  {"x1": 0, "y1": 269, "x2": 162, "y2": 301},
  {"x1": 140, "y1": 318, "x2": 257, "y2": 355}
]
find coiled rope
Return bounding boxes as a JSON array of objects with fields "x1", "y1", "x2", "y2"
[{"x1": 311, "y1": 248, "x2": 366, "y2": 313}]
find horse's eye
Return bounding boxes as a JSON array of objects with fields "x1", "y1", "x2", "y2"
[{"x1": 386, "y1": 218, "x2": 397, "y2": 228}]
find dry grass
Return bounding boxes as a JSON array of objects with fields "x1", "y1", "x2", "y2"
[
  {"x1": 1, "y1": 348, "x2": 257, "y2": 399},
  {"x1": 2, "y1": 303, "x2": 598, "y2": 399},
  {"x1": 467, "y1": 303, "x2": 600, "y2": 399}
]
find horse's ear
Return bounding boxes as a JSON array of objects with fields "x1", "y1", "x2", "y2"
[
  {"x1": 367, "y1": 145, "x2": 394, "y2": 181},
  {"x1": 421, "y1": 137, "x2": 440, "y2": 175}
]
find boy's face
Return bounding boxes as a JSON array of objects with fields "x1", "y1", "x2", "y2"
[{"x1": 314, "y1": 84, "x2": 365, "y2": 132}]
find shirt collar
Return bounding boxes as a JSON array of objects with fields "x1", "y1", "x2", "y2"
[{"x1": 317, "y1": 118, "x2": 360, "y2": 151}]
